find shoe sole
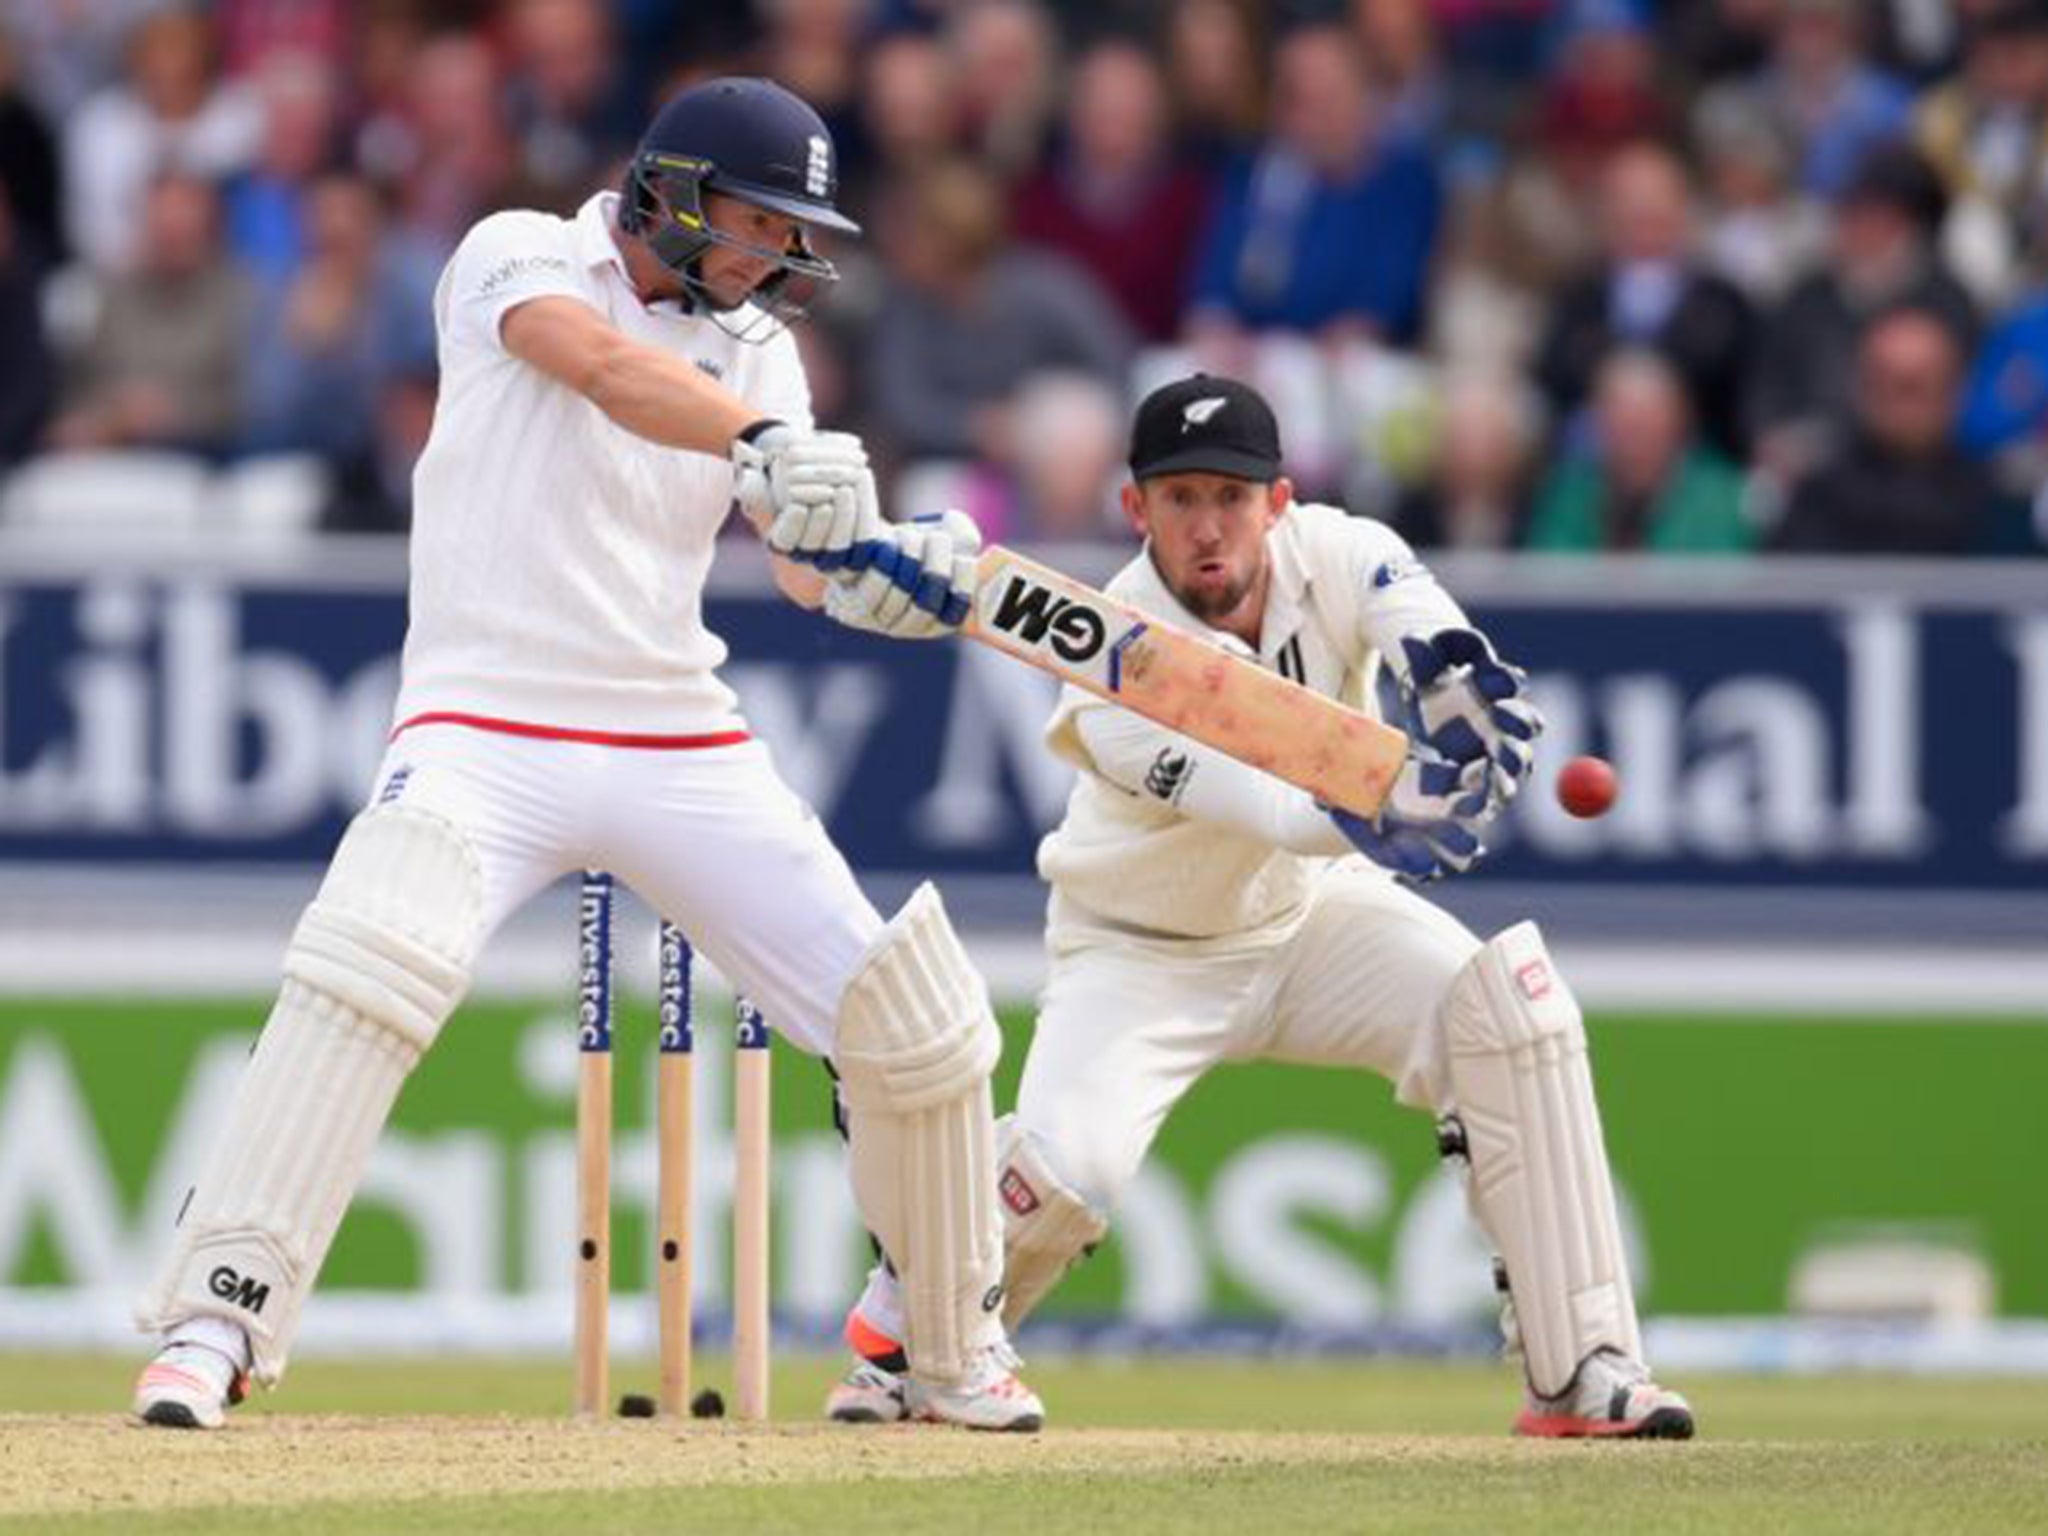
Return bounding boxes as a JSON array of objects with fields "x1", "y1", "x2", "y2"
[
  {"x1": 828, "y1": 1407, "x2": 905, "y2": 1424},
  {"x1": 914, "y1": 1408, "x2": 1044, "y2": 1433},
  {"x1": 1515, "y1": 1406, "x2": 1695, "y2": 1440},
  {"x1": 138, "y1": 1402, "x2": 205, "y2": 1430}
]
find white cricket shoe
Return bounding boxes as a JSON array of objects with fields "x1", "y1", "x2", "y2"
[
  {"x1": 906, "y1": 1342, "x2": 1044, "y2": 1433},
  {"x1": 132, "y1": 1342, "x2": 248, "y2": 1430},
  {"x1": 824, "y1": 1358, "x2": 910, "y2": 1424},
  {"x1": 1515, "y1": 1348, "x2": 1695, "y2": 1439}
]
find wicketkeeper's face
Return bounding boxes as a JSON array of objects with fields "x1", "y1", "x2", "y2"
[{"x1": 1124, "y1": 472, "x2": 1291, "y2": 627}]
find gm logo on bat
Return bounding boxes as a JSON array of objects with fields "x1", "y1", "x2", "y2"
[{"x1": 984, "y1": 569, "x2": 1149, "y2": 688}]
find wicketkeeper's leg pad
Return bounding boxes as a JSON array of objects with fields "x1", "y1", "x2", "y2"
[
  {"x1": 135, "y1": 804, "x2": 485, "y2": 1384},
  {"x1": 1441, "y1": 920, "x2": 1643, "y2": 1400},
  {"x1": 832, "y1": 881, "x2": 1005, "y2": 1387},
  {"x1": 996, "y1": 1115, "x2": 1109, "y2": 1332}
]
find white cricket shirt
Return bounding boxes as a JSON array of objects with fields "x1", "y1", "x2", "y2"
[{"x1": 393, "y1": 192, "x2": 813, "y2": 736}]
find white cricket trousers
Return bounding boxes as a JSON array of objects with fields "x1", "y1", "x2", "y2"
[
  {"x1": 372, "y1": 721, "x2": 883, "y2": 1056},
  {"x1": 1018, "y1": 863, "x2": 1482, "y2": 1211}
]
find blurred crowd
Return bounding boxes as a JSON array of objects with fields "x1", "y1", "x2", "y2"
[{"x1": 2, "y1": 0, "x2": 2046, "y2": 555}]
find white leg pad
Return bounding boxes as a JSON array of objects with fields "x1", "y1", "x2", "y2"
[
  {"x1": 1441, "y1": 921, "x2": 1643, "y2": 1399},
  {"x1": 135, "y1": 805, "x2": 484, "y2": 1384},
  {"x1": 833, "y1": 882, "x2": 1005, "y2": 1386},
  {"x1": 997, "y1": 1115, "x2": 1109, "y2": 1331}
]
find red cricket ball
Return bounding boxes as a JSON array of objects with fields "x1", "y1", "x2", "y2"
[{"x1": 1556, "y1": 755, "x2": 1619, "y2": 819}]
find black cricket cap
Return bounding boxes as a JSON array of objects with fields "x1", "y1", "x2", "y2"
[{"x1": 1128, "y1": 374, "x2": 1283, "y2": 483}]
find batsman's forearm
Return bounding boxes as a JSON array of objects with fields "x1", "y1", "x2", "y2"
[
  {"x1": 582, "y1": 330, "x2": 761, "y2": 454},
  {"x1": 503, "y1": 296, "x2": 765, "y2": 455}
]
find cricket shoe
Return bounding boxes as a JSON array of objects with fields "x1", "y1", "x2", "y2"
[
  {"x1": 825, "y1": 1358, "x2": 910, "y2": 1424},
  {"x1": 906, "y1": 1341, "x2": 1044, "y2": 1433},
  {"x1": 1515, "y1": 1348, "x2": 1695, "y2": 1440},
  {"x1": 132, "y1": 1342, "x2": 249, "y2": 1430},
  {"x1": 824, "y1": 1306, "x2": 910, "y2": 1423}
]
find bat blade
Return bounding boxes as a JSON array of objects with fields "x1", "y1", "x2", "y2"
[{"x1": 966, "y1": 547, "x2": 1405, "y2": 818}]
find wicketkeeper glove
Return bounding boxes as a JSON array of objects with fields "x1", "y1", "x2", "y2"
[
  {"x1": 1326, "y1": 747, "x2": 1493, "y2": 883},
  {"x1": 1398, "y1": 627, "x2": 1543, "y2": 815}
]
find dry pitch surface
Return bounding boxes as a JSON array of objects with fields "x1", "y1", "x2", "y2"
[
  {"x1": 7, "y1": 1416, "x2": 1440, "y2": 1516},
  {"x1": 5, "y1": 1357, "x2": 2047, "y2": 1535}
]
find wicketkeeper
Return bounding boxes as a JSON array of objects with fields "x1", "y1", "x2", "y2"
[{"x1": 828, "y1": 374, "x2": 1695, "y2": 1439}]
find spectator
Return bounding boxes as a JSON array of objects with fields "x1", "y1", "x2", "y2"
[
  {"x1": 1695, "y1": 0, "x2": 1912, "y2": 199},
  {"x1": 379, "y1": 31, "x2": 518, "y2": 257},
  {"x1": 1659, "y1": 0, "x2": 1778, "y2": 87},
  {"x1": 1426, "y1": 167, "x2": 1562, "y2": 371},
  {"x1": 224, "y1": 50, "x2": 341, "y2": 286},
  {"x1": 1960, "y1": 278, "x2": 2048, "y2": 493},
  {"x1": 1775, "y1": 305, "x2": 2021, "y2": 552},
  {"x1": 0, "y1": 0, "x2": 149, "y2": 120},
  {"x1": 1007, "y1": 371, "x2": 1128, "y2": 541},
  {"x1": 1394, "y1": 368, "x2": 1543, "y2": 550},
  {"x1": 242, "y1": 171, "x2": 437, "y2": 462},
  {"x1": 1187, "y1": 23, "x2": 1440, "y2": 345},
  {"x1": 1533, "y1": 0, "x2": 1677, "y2": 196},
  {"x1": 1165, "y1": 0, "x2": 1267, "y2": 167},
  {"x1": 62, "y1": 6, "x2": 261, "y2": 272},
  {"x1": 1746, "y1": 144, "x2": 1978, "y2": 483},
  {"x1": 1350, "y1": 0, "x2": 1448, "y2": 153},
  {"x1": 1011, "y1": 39, "x2": 1213, "y2": 342},
  {"x1": 1693, "y1": 88, "x2": 1829, "y2": 303},
  {"x1": 47, "y1": 170, "x2": 251, "y2": 456},
  {"x1": 0, "y1": 182, "x2": 52, "y2": 467},
  {"x1": 1428, "y1": 0, "x2": 1561, "y2": 138},
  {"x1": 1527, "y1": 349, "x2": 1753, "y2": 551},
  {"x1": 1913, "y1": 0, "x2": 2048, "y2": 305},
  {"x1": 853, "y1": 30, "x2": 960, "y2": 213},
  {"x1": 868, "y1": 158, "x2": 1132, "y2": 471},
  {"x1": 759, "y1": 0, "x2": 871, "y2": 179},
  {"x1": 948, "y1": 0, "x2": 1061, "y2": 180},
  {"x1": 213, "y1": 0, "x2": 349, "y2": 76},
  {"x1": 503, "y1": 0, "x2": 637, "y2": 215},
  {"x1": 326, "y1": 362, "x2": 436, "y2": 533},
  {"x1": 1535, "y1": 140, "x2": 1755, "y2": 456},
  {"x1": 0, "y1": 23, "x2": 62, "y2": 265}
]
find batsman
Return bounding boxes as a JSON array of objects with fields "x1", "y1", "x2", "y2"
[
  {"x1": 131, "y1": 78, "x2": 1038, "y2": 1432},
  {"x1": 831, "y1": 374, "x2": 1695, "y2": 1439}
]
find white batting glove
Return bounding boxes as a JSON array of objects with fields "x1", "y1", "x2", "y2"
[
  {"x1": 731, "y1": 424, "x2": 880, "y2": 569},
  {"x1": 823, "y1": 509, "x2": 982, "y2": 640}
]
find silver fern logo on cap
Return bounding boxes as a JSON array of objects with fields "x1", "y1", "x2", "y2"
[{"x1": 1182, "y1": 397, "x2": 1227, "y2": 430}]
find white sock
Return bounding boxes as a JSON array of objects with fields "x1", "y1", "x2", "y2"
[
  {"x1": 167, "y1": 1315, "x2": 251, "y2": 1373},
  {"x1": 855, "y1": 1263, "x2": 908, "y2": 1346}
]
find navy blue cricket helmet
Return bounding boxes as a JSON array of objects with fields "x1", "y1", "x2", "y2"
[{"x1": 620, "y1": 77, "x2": 859, "y2": 328}]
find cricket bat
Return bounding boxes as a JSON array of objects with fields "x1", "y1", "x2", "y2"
[{"x1": 966, "y1": 546, "x2": 1407, "y2": 819}]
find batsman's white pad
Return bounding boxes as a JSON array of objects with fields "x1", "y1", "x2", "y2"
[
  {"x1": 1442, "y1": 921, "x2": 1643, "y2": 1399},
  {"x1": 996, "y1": 1116, "x2": 1109, "y2": 1331},
  {"x1": 833, "y1": 882, "x2": 1005, "y2": 1385},
  {"x1": 136, "y1": 805, "x2": 484, "y2": 1383}
]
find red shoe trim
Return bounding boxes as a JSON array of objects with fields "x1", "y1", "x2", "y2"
[
  {"x1": 1514, "y1": 1408, "x2": 1642, "y2": 1438},
  {"x1": 845, "y1": 1311, "x2": 904, "y2": 1363}
]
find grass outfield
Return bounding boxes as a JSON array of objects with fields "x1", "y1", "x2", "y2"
[{"x1": 3, "y1": 1355, "x2": 2045, "y2": 1534}]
